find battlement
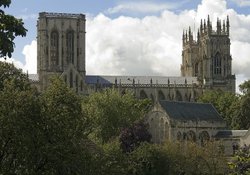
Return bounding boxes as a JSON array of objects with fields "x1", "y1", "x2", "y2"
[{"x1": 39, "y1": 12, "x2": 85, "y2": 19}]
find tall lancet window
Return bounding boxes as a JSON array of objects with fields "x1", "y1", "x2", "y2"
[
  {"x1": 214, "y1": 52, "x2": 222, "y2": 75},
  {"x1": 66, "y1": 30, "x2": 74, "y2": 64},
  {"x1": 50, "y1": 31, "x2": 59, "y2": 67}
]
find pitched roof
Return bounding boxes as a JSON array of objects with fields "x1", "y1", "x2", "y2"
[
  {"x1": 85, "y1": 75, "x2": 198, "y2": 85},
  {"x1": 159, "y1": 100, "x2": 223, "y2": 121}
]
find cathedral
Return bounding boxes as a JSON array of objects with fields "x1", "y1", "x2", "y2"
[
  {"x1": 29, "y1": 12, "x2": 249, "y2": 155},
  {"x1": 33, "y1": 12, "x2": 235, "y2": 101}
]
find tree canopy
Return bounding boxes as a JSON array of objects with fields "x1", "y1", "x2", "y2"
[{"x1": 0, "y1": 0, "x2": 27, "y2": 58}]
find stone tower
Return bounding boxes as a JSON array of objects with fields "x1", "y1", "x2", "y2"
[
  {"x1": 37, "y1": 12, "x2": 86, "y2": 92},
  {"x1": 181, "y1": 15, "x2": 235, "y2": 92}
]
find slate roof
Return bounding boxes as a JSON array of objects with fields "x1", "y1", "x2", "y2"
[
  {"x1": 214, "y1": 130, "x2": 248, "y2": 139},
  {"x1": 85, "y1": 75, "x2": 198, "y2": 85},
  {"x1": 159, "y1": 100, "x2": 224, "y2": 121}
]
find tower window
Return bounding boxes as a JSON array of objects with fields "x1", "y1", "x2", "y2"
[
  {"x1": 194, "y1": 63, "x2": 198, "y2": 76},
  {"x1": 50, "y1": 31, "x2": 59, "y2": 67},
  {"x1": 213, "y1": 53, "x2": 221, "y2": 75},
  {"x1": 67, "y1": 30, "x2": 74, "y2": 64},
  {"x1": 70, "y1": 71, "x2": 73, "y2": 88}
]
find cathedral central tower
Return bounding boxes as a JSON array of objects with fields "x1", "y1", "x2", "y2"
[
  {"x1": 181, "y1": 15, "x2": 235, "y2": 92},
  {"x1": 37, "y1": 12, "x2": 86, "y2": 92}
]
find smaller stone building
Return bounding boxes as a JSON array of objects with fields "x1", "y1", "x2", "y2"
[{"x1": 145, "y1": 100, "x2": 226, "y2": 144}]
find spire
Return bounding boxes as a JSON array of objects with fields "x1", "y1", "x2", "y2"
[
  {"x1": 189, "y1": 26, "x2": 193, "y2": 42},
  {"x1": 223, "y1": 20, "x2": 225, "y2": 33},
  {"x1": 185, "y1": 30, "x2": 188, "y2": 42},
  {"x1": 203, "y1": 19, "x2": 206, "y2": 32},
  {"x1": 200, "y1": 19, "x2": 203, "y2": 34},
  {"x1": 207, "y1": 15, "x2": 211, "y2": 34},
  {"x1": 182, "y1": 30, "x2": 185, "y2": 45},
  {"x1": 217, "y1": 17, "x2": 221, "y2": 34},
  {"x1": 197, "y1": 29, "x2": 200, "y2": 42},
  {"x1": 226, "y1": 15, "x2": 230, "y2": 35}
]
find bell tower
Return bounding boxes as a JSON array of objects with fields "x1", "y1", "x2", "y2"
[
  {"x1": 37, "y1": 12, "x2": 86, "y2": 92},
  {"x1": 181, "y1": 15, "x2": 235, "y2": 92}
]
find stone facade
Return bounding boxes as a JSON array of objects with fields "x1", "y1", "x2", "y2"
[
  {"x1": 34, "y1": 13, "x2": 235, "y2": 99},
  {"x1": 181, "y1": 15, "x2": 235, "y2": 92},
  {"x1": 37, "y1": 12, "x2": 86, "y2": 93},
  {"x1": 145, "y1": 101, "x2": 226, "y2": 144}
]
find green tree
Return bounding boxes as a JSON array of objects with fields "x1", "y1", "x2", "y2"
[
  {"x1": 83, "y1": 89, "x2": 151, "y2": 144},
  {"x1": 38, "y1": 76, "x2": 92, "y2": 174},
  {"x1": 0, "y1": 0, "x2": 27, "y2": 58},
  {"x1": 0, "y1": 64, "x2": 41, "y2": 174},
  {"x1": 198, "y1": 90, "x2": 239, "y2": 129},
  {"x1": 233, "y1": 80, "x2": 250, "y2": 129},
  {"x1": 0, "y1": 62, "x2": 30, "y2": 91}
]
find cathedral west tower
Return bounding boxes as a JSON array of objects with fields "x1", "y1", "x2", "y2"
[
  {"x1": 37, "y1": 12, "x2": 86, "y2": 92},
  {"x1": 181, "y1": 15, "x2": 235, "y2": 92}
]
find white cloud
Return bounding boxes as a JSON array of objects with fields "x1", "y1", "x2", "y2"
[
  {"x1": 86, "y1": 0, "x2": 250, "y2": 91},
  {"x1": 106, "y1": 1, "x2": 182, "y2": 14},
  {"x1": 22, "y1": 40, "x2": 37, "y2": 74},
  {"x1": 0, "y1": 40, "x2": 37, "y2": 75},
  {"x1": 232, "y1": 0, "x2": 250, "y2": 7}
]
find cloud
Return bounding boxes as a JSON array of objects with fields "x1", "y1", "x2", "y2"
[
  {"x1": 0, "y1": 40, "x2": 37, "y2": 74},
  {"x1": 86, "y1": 0, "x2": 250, "y2": 91},
  {"x1": 106, "y1": 1, "x2": 183, "y2": 14},
  {"x1": 231, "y1": 0, "x2": 250, "y2": 7},
  {"x1": 22, "y1": 40, "x2": 37, "y2": 74}
]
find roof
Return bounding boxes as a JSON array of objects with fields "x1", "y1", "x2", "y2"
[
  {"x1": 39, "y1": 12, "x2": 85, "y2": 19},
  {"x1": 159, "y1": 100, "x2": 223, "y2": 121},
  {"x1": 85, "y1": 75, "x2": 198, "y2": 85},
  {"x1": 28, "y1": 74, "x2": 39, "y2": 82},
  {"x1": 214, "y1": 130, "x2": 248, "y2": 139}
]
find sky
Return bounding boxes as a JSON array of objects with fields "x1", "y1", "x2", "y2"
[{"x1": 2, "y1": 0, "x2": 250, "y2": 92}]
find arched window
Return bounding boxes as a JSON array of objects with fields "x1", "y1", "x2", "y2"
[
  {"x1": 75, "y1": 75, "x2": 78, "y2": 92},
  {"x1": 199, "y1": 131, "x2": 210, "y2": 146},
  {"x1": 80, "y1": 80, "x2": 83, "y2": 91},
  {"x1": 158, "y1": 90, "x2": 165, "y2": 100},
  {"x1": 194, "y1": 62, "x2": 198, "y2": 76},
  {"x1": 70, "y1": 71, "x2": 73, "y2": 88},
  {"x1": 187, "y1": 130, "x2": 196, "y2": 142},
  {"x1": 67, "y1": 30, "x2": 74, "y2": 64},
  {"x1": 140, "y1": 90, "x2": 148, "y2": 99},
  {"x1": 213, "y1": 52, "x2": 221, "y2": 75},
  {"x1": 176, "y1": 91, "x2": 183, "y2": 101},
  {"x1": 50, "y1": 30, "x2": 59, "y2": 66}
]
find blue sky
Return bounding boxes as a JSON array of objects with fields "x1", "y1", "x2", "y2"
[{"x1": 2, "y1": 0, "x2": 250, "y2": 92}]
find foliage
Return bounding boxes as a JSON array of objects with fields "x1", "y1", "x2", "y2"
[
  {"x1": 0, "y1": 62, "x2": 30, "y2": 91},
  {"x1": 228, "y1": 145, "x2": 250, "y2": 175},
  {"x1": 38, "y1": 76, "x2": 92, "y2": 174},
  {"x1": 0, "y1": 0, "x2": 27, "y2": 58},
  {"x1": 119, "y1": 121, "x2": 151, "y2": 153},
  {"x1": 0, "y1": 74, "x2": 94, "y2": 174},
  {"x1": 165, "y1": 141, "x2": 227, "y2": 175},
  {"x1": 198, "y1": 90, "x2": 239, "y2": 129},
  {"x1": 83, "y1": 89, "x2": 151, "y2": 143}
]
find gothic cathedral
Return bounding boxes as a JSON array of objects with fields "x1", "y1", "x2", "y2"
[{"x1": 34, "y1": 13, "x2": 235, "y2": 101}]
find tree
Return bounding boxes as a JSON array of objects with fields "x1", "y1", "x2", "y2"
[
  {"x1": 119, "y1": 121, "x2": 151, "y2": 153},
  {"x1": 0, "y1": 62, "x2": 30, "y2": 91},
  {"x1": 0, "y1": 0, "x2": 27, "y2": 58},
  {"x1": 228, "y1": 145, "x2": 250, "y2": 175},
  {"x1": 38, "y1": 76, "x2": 92, "y2": 174},
  {"x1": 83, "y1": 89, "x2": 151, "y2": 144},
  {"x1": 0, "y1": 64, "x2": 41, "y2": 174},
  {"x1": 198, "y1": 90, "x2": 239, "y2": 129}
]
